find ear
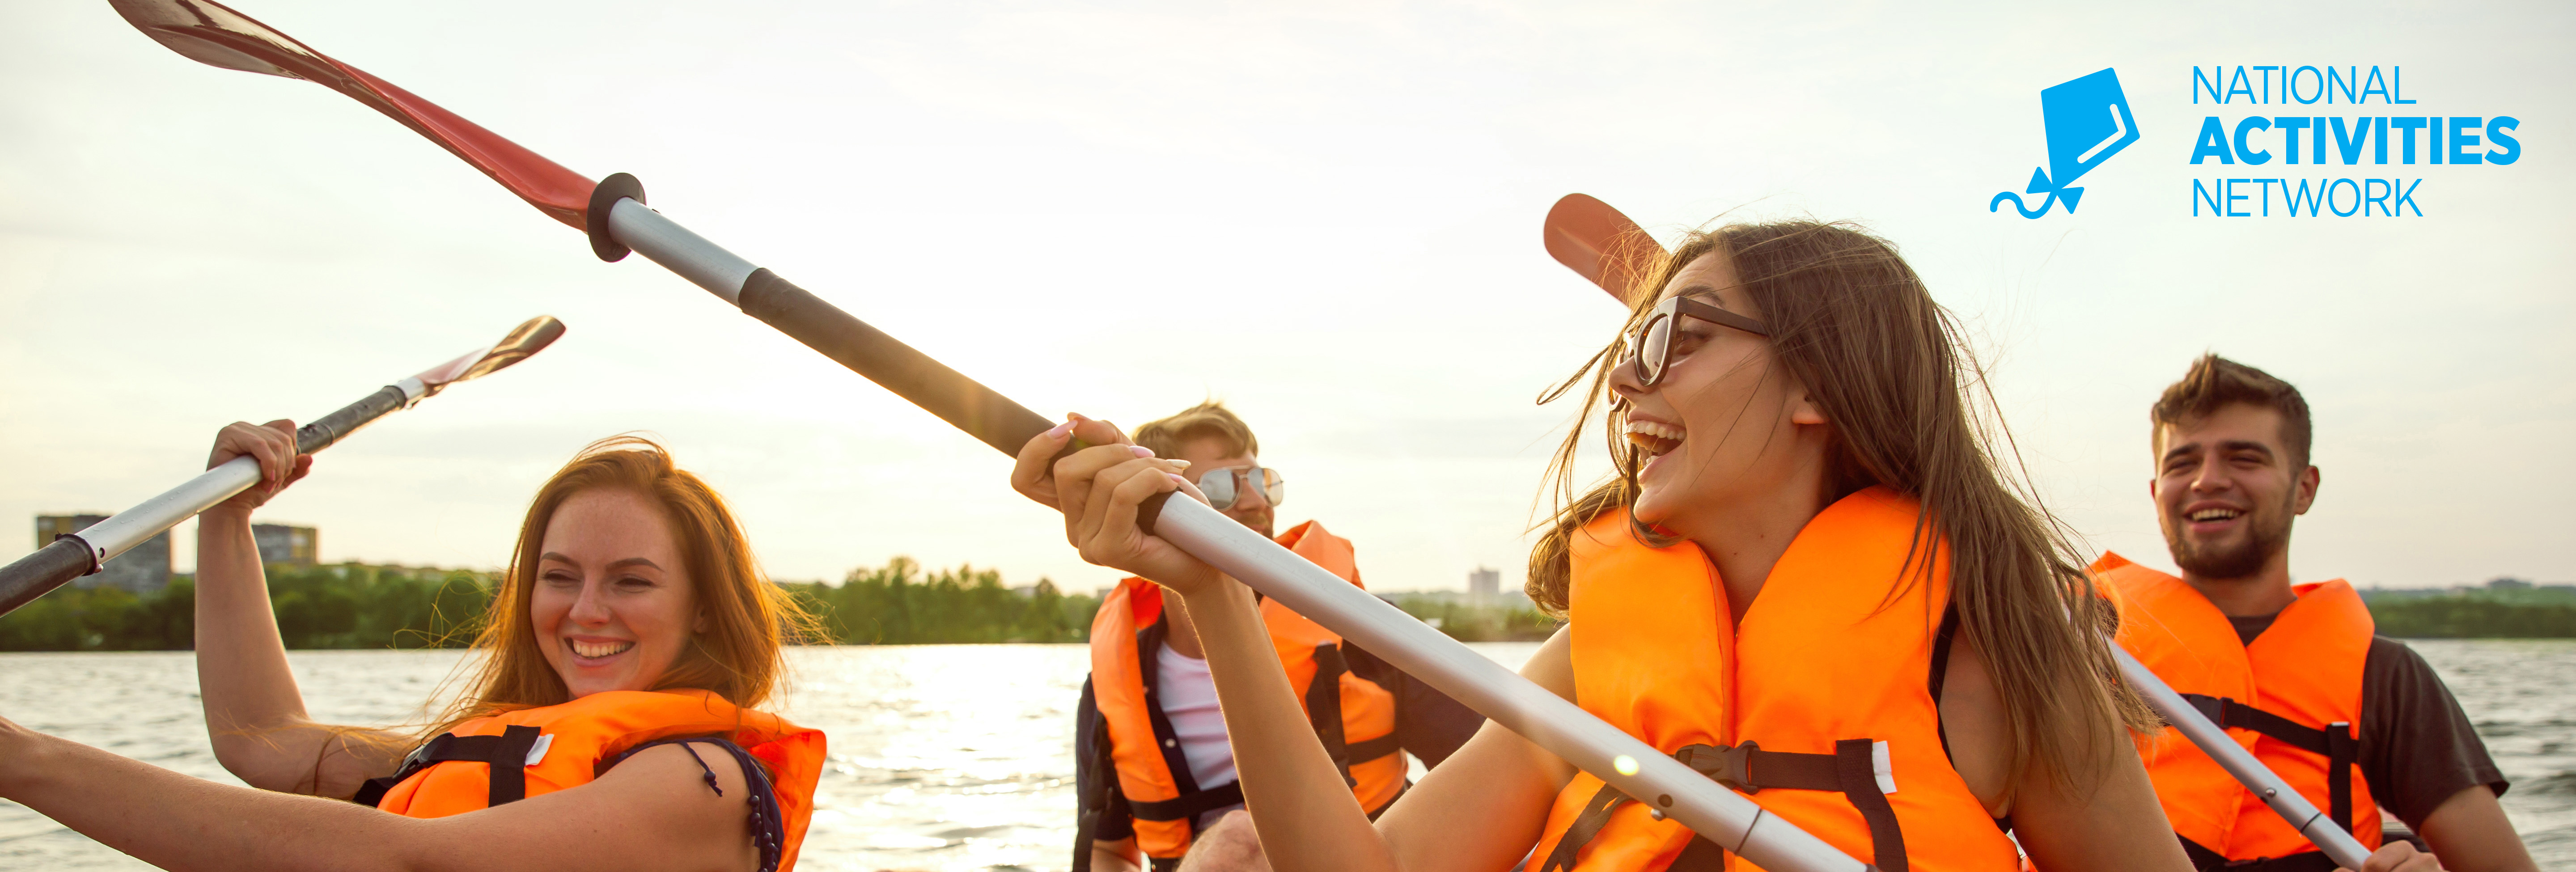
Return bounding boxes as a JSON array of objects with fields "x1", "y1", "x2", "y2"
[
  {"x1": 692, "y1": 609, "x2": 710, "y2": 634},
  {"x1": 2290, "y1": 464, "x2": 2320, "y2": 516},
  {"x1": 1788, "y1": 388, "x2": 1828, "y2": 426}
]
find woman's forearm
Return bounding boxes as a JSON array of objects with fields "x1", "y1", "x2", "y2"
[
  {"x1": 1178, "y1": 580, "x2": 1400, "y2": 872},
  {"x1": 0, "y1": 728, "x2": 762, "y2": 872},
  {"x1": 4, "y1": 730, "x2": 418, "y2": 872}
]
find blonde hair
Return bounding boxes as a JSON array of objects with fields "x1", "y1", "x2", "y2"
[{"x1": 1132, "y1": 400, "x2": 1259, "y2": 460}]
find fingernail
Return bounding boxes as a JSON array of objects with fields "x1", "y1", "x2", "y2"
[
  {"x1": 1044, "y1": 420, "x2": 1074, "y2": 438},
  {"x1": 1129, "y1": 446, "x2": 1155, "y2": 458},
  {"x1": 1166, "y1": 473, "x2": 1187, "y2": 484}
]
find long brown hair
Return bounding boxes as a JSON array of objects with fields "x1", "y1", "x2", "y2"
[
  {"x1": 426, "y1": 435, "x2": 821, "y2": 736},
  {"x1": 1528, "y1": 220, "x2": 2154, "y2": 794}
]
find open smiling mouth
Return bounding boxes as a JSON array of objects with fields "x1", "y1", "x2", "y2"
[
  {"x1": 1625, "y1": 419, "x2": 1685, "y2": 458},
  {"x1": 568, "y1": 639, "x2": 635, "y2": 660},
  {"x1": 2188, "y1": 508, "x2": 2243, "y2": 523}
]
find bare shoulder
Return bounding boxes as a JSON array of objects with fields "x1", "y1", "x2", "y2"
[
  {"x1": 598, "y1": 741, "x2": 756, "y2": 809},
  {"x1": 1522, "y1": 623, "x2": 1576, "y2": 703},
  {"x1": 1935, "y1": 631, "x2": 2012, "y2": 815},
  {"x1": 397, "y1": 741, "x2": 768, "y2": 872}
]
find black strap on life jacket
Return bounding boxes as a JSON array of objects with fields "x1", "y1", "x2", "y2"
[
  {"x1": 2179, "y1": 693, "x2": 2359, "y2": 836},
  {"x1": 1306, "y1": 642, "x2": 1363, "y2": 787},
  {"x1": 1534, "y1": 739, "x2": 1905, "y2": 872},
  {"x1": 1072, "y1": 676, "x2": 1115, "y2": 872},
  {"x1": 2177, "y1": 834, "x2": 2342, "y2": 872},
  {"x1": 350, "y1": 724, "x2": 542, "y2": 809}
]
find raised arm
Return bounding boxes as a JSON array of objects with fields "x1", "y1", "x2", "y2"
[
  {"x1": 1015, "y1": 425, "x2": 1579, "y2": 872},
  {"x1": 192, "y1": 420, "x2": 406, "y2": 797},
  {"x1": 0, "y1": 710, "x2": 760, "y2": 872}
]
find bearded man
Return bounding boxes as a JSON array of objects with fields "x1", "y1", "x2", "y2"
[{"x1": 2096, "y1": 354, "x2": 2533, "y2": 872}]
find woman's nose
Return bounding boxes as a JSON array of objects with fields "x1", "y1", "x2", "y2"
[
  {"x1": 1607, "y1": 351, "x2": 1648, "y2": 400},
  {"x1": 568, "y1": 580, "x2": 612, "y2": 625}
]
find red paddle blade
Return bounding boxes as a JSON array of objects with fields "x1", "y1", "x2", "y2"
[
  {"x1": 110, "y1": 0, "x2": 595, "y2": 229},
  {"x1": 1542, "y1": 193, "x2": 1668, "y2": 306}
]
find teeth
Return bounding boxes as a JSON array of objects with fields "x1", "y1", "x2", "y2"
[
  {"x1": 2189, "y1": 509, "x2": 2241, "y2": 522},
  {"x1": 1624, "y1": 419, "x2": 1685, "y2": 456},
  {"x1": 570, "y1": 639, "x2": 633, "y2": 659},
  {"x1": 1628, "y1": 420, "x2": 1685, "y2": 441}
]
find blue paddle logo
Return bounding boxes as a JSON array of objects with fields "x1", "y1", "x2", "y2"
[{"x1": 1992, "y1": 68, "x2": 2139, "y2": 218}]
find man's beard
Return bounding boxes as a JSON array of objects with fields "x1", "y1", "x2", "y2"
[{"x1": 2166, "y1": 494, "x2": 2294, "y2": 580}]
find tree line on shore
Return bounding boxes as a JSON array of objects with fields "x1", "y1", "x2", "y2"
[{"x1": 3, "y1": 561, "x2": 2564, "y2": 652}]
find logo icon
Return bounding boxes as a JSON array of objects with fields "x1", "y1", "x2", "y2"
[{"x1": 1991, "y1": 68, "x2": 2139, "y2": 218}]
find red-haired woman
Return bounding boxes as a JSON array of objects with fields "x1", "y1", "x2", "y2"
[
  {"x1": 0, "y1": 429, "x2": 825, "y2": 872},
  {"x1": 1020, "y1": 221, "x2": 2200, "y2": 872}
]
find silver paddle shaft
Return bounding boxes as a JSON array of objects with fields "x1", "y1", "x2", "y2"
[
  {"x1": 2114, "y1": 647, "x2": 2372, "y2": 868},
  {"x1": 604, "y1": 198, "x2": 1871, "y2": 872},
  {"x1": 64, "y1": 376, "x2": 428, "y2": 567},
  {"x1": 1156, "y1": 498, "x2": 1864, "y2": 871}
]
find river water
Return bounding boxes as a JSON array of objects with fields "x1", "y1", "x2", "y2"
[{"x1": 1, "y1": 640, "x2": 2568, "y2": 871}]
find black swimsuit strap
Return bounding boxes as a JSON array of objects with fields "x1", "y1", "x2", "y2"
[{"x1": 609, "y1": 737, "x2": 789, "y2": 872}]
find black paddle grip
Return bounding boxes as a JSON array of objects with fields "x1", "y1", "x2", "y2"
[
  {"x1": 732, "y1": 269, "x2": 1176, "y2": 534},
  {"x1": 587, "y1": 173, "x2": 645, "y2": 262},
  {"x1": 0, "y1": 538, "x2": 98, "y2": 617},
  {"x1": 297, "y1": 385, "x2": 411, "y2": 455},
  {"x1": 737, "y1": 269, "x2": 1055, "y2": 456}
]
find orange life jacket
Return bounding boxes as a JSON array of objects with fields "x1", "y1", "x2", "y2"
[
  {"x1": 357, "y1": 689, "x2": 826, "y2": 872},
  {"x1": 2097, "y1": 552, "x2": 2382, "y2": 866},
  {"x1": 1084, "y1": 520, "x2": 1403, "y2": 862},
  {"x1": 1529, "y1": 487, "x2": 2021, "y2": 872}
]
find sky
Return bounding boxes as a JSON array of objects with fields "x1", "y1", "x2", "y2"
[{"x1": 2, "y1": 0, "x2": 2569, "y2": 597}]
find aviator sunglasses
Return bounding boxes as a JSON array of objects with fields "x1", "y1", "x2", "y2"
[
  {"x1": 1625, "y1": 294, "x2": 1771, "y2": 388},
  {"x1": 1195, "y1": 465, "x2": 1285, "y2": 508}
]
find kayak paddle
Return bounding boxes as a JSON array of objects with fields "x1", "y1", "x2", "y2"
[
  {"x1": 1542, "y1": 193, "x2": 1661, "y2": 307},
  {"x1": 1541, "y1": 195, "x2": 2376, "y2": 870},
  {"x1": 0, "y1": 315, "x2": 566, "y2": 617},
  {"x1": 104, "y1": 3, "x2": 1869, "y2": 868}
]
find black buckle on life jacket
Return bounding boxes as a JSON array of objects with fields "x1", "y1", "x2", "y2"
[
  {"x1": 348, "y1": 724, "x2": 542, "y2": 809},
  {"x1": 2180, "y1": 694, "x2": 2360, "y2": 835}
]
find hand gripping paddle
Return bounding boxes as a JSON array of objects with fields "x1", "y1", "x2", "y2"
[
  {"x1": 104, "y1": 3, "x2": 1872, "y2": 869},
  {"x1": 0, "y1": 315, "x2": 565, "y2": 616},
  {"x1": 1539, "y1": 194, "x2": 2374, "y2": 869}
]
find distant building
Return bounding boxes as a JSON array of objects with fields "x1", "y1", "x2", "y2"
[
  {"x1": 34, "y1": 514, "x2": 170, "y2": 595},
  {"x1": 253, "y1": 523, "x2": 319, "y2": 568},
  {"x1": 1469, "y1": 566, "x2": 1500, "y2": 606}
]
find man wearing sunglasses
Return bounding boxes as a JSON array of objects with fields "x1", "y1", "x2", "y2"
[{"x1": 1071, "y1": 402, "x2": 1484, "y2": 872}]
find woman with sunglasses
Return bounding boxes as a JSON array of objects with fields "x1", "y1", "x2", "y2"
[
  {"x1": 1019, "y1": 220, "x2": 2192, "y2": 871},
  {"x1": 1052, "y1": 402, "x2": 1484, "y2": 872}
]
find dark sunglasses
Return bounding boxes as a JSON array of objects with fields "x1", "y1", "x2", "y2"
[
  {"x1": 1196, "y1": 465, "x2": 1284, "y2": 508},
  {"x1": 1625, "y1": 295, "x2": 1770, "y2": 388}
]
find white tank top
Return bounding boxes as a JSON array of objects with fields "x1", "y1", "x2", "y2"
[{"x1": 1154, "y1": 643, "x2": 1240, "y2": 825}]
